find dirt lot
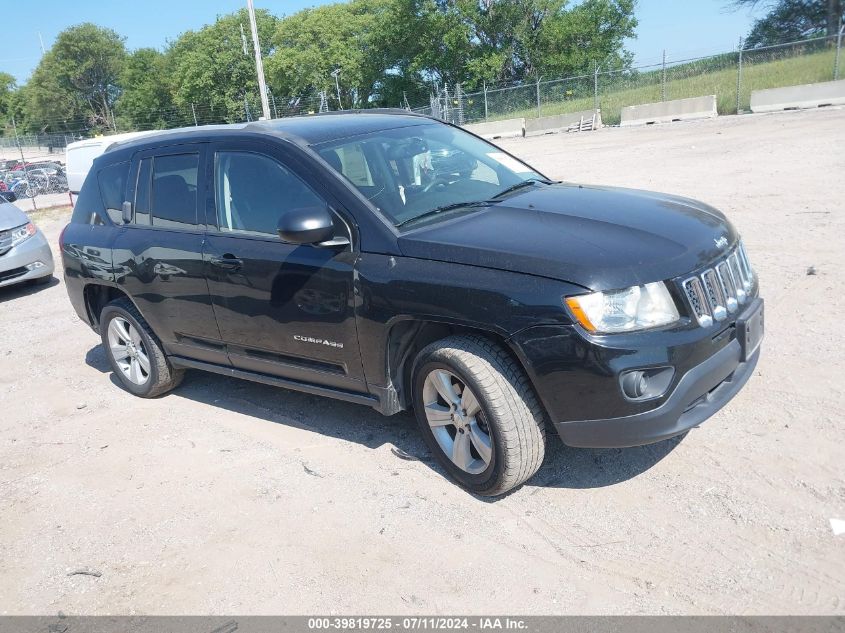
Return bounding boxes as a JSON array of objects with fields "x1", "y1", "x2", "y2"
[{"x1": 1, "y1": 108, "x2": 843, "y2": 615}]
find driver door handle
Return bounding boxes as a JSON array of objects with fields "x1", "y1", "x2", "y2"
[{"x1": 210, "y1": 254, "x2": 243, "y2": 270}]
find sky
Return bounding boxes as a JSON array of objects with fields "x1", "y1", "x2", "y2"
[{"x1": 1, "y1": 0, "x2": 765, "y2": 84}]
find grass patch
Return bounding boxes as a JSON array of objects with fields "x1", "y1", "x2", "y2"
[
  {"x1": 468, "y1": 46, "x2": 839, "y2": 126},
  {"x1": 29, "y1": 204, "x2": 72, "y2": 226}
]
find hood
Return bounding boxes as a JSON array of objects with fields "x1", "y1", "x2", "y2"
[
  {"x1": 397, "y1": 183, "x2": 738, "y2": 290},
  {"x1": 0, "y1": 202, "x2": 29, "y2": 232}
]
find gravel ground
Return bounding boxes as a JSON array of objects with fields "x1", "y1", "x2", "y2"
[{"x1": 1, "y1": 107, "x2": 843, "y2": 615}]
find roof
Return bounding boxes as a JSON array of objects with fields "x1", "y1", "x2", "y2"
[{"x1": 106, "y1": 110, "x2": 436, "y2": 154}]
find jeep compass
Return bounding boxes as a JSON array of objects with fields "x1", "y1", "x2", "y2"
[{"x1": 61, "y1": 111, "x2": 763, "y2": 495}]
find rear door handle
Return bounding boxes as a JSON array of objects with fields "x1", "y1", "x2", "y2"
[{"x1": 210, "y1": 254, "x2": 243, "y2": 270}]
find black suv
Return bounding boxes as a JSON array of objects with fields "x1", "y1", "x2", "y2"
[{"x1": 61, "y1": 111, "x2": 763, "y2": 495}]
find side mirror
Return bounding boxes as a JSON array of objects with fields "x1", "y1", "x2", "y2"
[
  {"x1": 277, "y1": 206, "x2": 335, "y2": 245},
  {"x1": 121, "y1": 201, "x2": 133, "y2": 224}
]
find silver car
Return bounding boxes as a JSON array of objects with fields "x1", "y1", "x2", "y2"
[{"x1": 0, "y1": 199, "x2": 55, "y2": 289}]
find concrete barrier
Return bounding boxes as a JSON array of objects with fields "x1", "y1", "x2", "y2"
[
  {"x1": 524, "y1": 110, "x2": 602, "y2": 136},
  {"x1": 463, "y1": 117, "x2": 525, "y2": 139},
  {"x1": 750, "y1": 79, "x2": 845, "y2": 113},
  {"x1": 621, "y1": 95, "x2": 717, "y2": 126}
]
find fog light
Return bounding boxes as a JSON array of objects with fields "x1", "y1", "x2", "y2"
[
  {"x1": 620, "y1": 367, "x2": 675, "y2": 401},
  {"x1": 25, "y1": 261, "x2": 44, "y2": 270}
]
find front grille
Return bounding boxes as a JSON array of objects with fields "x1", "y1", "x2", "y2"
[
  {"x1": 681, "y1": 242, "x2": 755, "y2": 327},
  {"x1": 0, "y1": 266, "x2": 27, "y2": 283}
]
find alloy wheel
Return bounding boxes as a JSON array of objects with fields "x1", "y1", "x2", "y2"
[
  {"x1": 422, "y1": 369, "x2": 493, "y2": 475},
  {"x1": 107, "y1": 317, "x2": 151, "y2": 385}
]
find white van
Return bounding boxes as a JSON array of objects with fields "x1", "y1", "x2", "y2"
[{"x1": 65, "y1": 131, "x2": 160, "y2": 194}]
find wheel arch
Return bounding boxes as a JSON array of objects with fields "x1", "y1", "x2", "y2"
[
  {"x1": 383, "y1": 318, "x2": 537, "y2": 414},
  {"x1": 82, "y1": 283, "x2": 137, "y2": 330}
]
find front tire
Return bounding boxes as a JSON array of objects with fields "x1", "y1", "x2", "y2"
[
  {"x1": 412, "y1": 335, "x2": 546, "y2": 496},
  {"x1": 100, "y1": 298, "x2": 184, "y2": 398}
]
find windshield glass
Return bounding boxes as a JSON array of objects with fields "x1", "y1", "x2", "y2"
[{"x1": 314, "y1": 123, "x2": 545, "y2": 229}]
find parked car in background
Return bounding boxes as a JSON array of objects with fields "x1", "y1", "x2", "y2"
[{"x1": 0, "y1": 197, "x2": 54, "y2": 288}]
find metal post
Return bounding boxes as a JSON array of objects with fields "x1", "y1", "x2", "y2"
[
  {"x1": 270, "y1": 91, "x2": 278, "y2": 118},
  {"x1": 661, "y1": 49, "x2": 667, "y2": 101},
  {"x1": 331, "y1": 68, "x2": 343, "y2": 110},
  {"x1": 246, "y1": 0, "x2": 271, "y2": 120},
  {"x1": 11, "y1": 116, "x2": 36, "y2": 211},
  {"x1": 736, "y1": 37, "x2": 744, "y2": 114},
  {"x1": 593, "y1": 62, "x2": 599, "y2": 111},
  {"x1": 191, "y1": 103, "x2": 198, "y2": 126},
  {"x1": 483, "y1": 81, "x2": 489, "y2": 121},
  {"x1": 536, "y1": 76, "x2": 542, "y2": 119},
  {"x1": 835, "y1": 21, "x2": 844, "y2": 81}
]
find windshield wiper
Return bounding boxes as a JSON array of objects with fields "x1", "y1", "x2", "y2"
[
  {"x1": 395, "y1": 200, "x2": 489, "y2": 229},
  {"x1": 490, "y1": 178, "x2": 553, "y2": 199}
]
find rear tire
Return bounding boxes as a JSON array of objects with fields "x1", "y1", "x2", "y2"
[
  {"x1": 99, "y1": 297, "x2": 184, "y2": 398},
  {"x1": 412, "y1": 335, "x2": 546, "y2": 496}
]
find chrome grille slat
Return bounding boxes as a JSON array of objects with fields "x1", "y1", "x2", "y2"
[
  {"x1": 716, "y1": 262, "x2": 738, "y2": 313},
  {"x1": 682, "y1": 277, "x2": 714, "y2": 328},
  {"x1": 701, "y1": 270, "x2": 727, "y2": 321},
  {"x1": 681, "y1": 242, "x2": 755, "y2": 327}
]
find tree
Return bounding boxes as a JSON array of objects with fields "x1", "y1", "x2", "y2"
[
  {"x1": 267, "y1": 0, "x2": 402, "y2": 110},
  {"x1": 732, "y1": 0, "x2": 844, "y2": 47},
  {"x1": 25, "y1": 23, "x2": 126, "y2": 133},
  {"x1": 0, "y1": 72, "x2": 15, "y2": 129},
  {"x1": 165, "y1": 9, "x2": 278, "y2": 123},
  {"x1": 115, "y1": 48, "x2": 174, "y2": 130},
  {"x1": 401, "y1": 0, "x2": 636, "y2": 89}
]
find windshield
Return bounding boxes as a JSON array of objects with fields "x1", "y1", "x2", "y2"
[{"x1": 314, "y1": 123, "x2": 545, "y2": 229}]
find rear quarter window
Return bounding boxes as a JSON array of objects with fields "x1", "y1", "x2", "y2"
[
  {"x1": 96, "y1": 161, "x2": 130, "y2": 224},
  {"x1": 70, "y1": 171, "x2": 108, "y2": 225}
]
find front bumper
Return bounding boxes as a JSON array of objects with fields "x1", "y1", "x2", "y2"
[
  {"x1": 554, "y1": 338, "x2": 759, "y2": 447},
  {"x1": 0, "y1": 230, "x2": 55, "y2": 288},
  {"x1": 510, "y1": 298, "x2": 763, "y2": 448}
]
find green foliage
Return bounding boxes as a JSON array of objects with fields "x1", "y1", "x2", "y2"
[
  {"x1": 25, "y1": 23, "x2": 126, "y2": 133},
  {"x1": 267, "y1": 0, "x2": 400, "y2": 109},
  {"x1": 0, "y1": 0, "x2": 637, "y2": 133},
  {"x1": 0, "y1": 72, "x2": 15, "y2": 130},
  {"x1": 115, "y1": 49, "x2": 174, "y2": 130},
  {"x1": 165, "y1": 9, "x2": 278, "y2": 123},
  {"x1": 732, "y1": 0, "x2": 843, "y2": 47}
]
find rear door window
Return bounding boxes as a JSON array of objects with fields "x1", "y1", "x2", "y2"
[{"x1": 151, "y1": 153, "x2": 199, "y2": 229}]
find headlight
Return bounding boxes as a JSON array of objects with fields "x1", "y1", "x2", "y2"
[
  {"x1": 565, "y1": 281, "x2": 680, "y2": 333},
  {"x1": 9, "y1": 222, "x2": 37, "y2": 248}
]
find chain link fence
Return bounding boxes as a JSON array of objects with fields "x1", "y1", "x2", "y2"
[
  {"x1": 425, "y1": 33, "x2": 843, "y2": 127},
  {"x1": 2, "y1": 32, "x2": 842, "y2": 210}
]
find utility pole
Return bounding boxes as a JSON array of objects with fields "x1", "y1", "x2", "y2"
[
  {"x1": 246, "y1": 0, "x2": 271, "y2": 120},
  {"x1": 736, "y1": 36, "x2": 744, "y2": 114},
  {"x1": 37, "y1": 32, "x2": 46, "y2": 55},
  {"x1": 331, "y1": 68, "x2": 343, "y2": 110}
]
